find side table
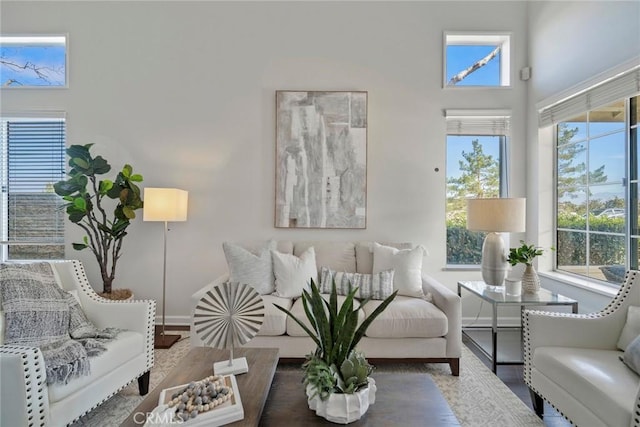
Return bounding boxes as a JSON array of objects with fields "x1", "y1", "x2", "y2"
[{"x1": 457, "y1": 281, "x2": 578, "y2": 373}]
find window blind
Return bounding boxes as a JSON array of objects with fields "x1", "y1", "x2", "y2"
[
  {"x1": 445, "y1": 109, "x2": 511, "y2": 135},
  {"x1": 539, "y1": 66, "x2": 640, "y2": 127},
  {"x1": 0, "y1": 116, "x2": 66, "y2": 258}
]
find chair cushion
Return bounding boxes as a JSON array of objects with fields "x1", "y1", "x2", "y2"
[
  {"x1": 363, "y1": 296, "x2": 447, "y2": 338},
  {"x1": 294, "y1": 241, "x2": 356, "y2": 274},
  {"x1": 48, "y1": 330, "x2": 144, "y2": 403},
  {"x1": 258, "y1": 295, "x2": 293, "y2": 336},
  {"x1": 533, "y1": 346, "x2": 639, "y2": 427},
  {"x1": 286, "y1": 295, "x2": 365, "y2": 337}
]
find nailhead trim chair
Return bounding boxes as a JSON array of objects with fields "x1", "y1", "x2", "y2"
[
  {"x1": 523, "y1": 270, "x2": 640, "y2": 427},
  {"x1": 0, "y1": 260, "x2": 156, "y2": 427}
]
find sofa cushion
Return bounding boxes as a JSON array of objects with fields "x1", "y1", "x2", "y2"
[
  {"x1": 618, "y1": 305, "x2": 640, "y2": 350},
  {"x1": 286, "y1": 295, "x2": 365, "y2": 337},
  {"x1": 259, "y1": 295, "x2": 293, "y2": 336},
  {"x1": 272, "y1": 247, "x2": 318, "y2": 298},
  {"x1": 223, "y1": 240, "x2": 277, "y2": 295},
  {"x1": 294, "y1": 241, "x2": 356, "y2": 274},
  {"x1": 363, "y1": 296, "x2": 447, "y2": 338},
  {"x1": 319, "y1": 267, "x2": 394, "y2": 300},
  {"x1": 355, "y1": 242, "x2": 412, "y2": 274},
  {"x1": 48, "y1": 330, "x2": 144, "y2": 403},
  {"x1": 533, "y1": 346, "x2": 639, "y2": 427},
  {"x1": 372, "y1": 243, "x2": 425, "y2": 298}
]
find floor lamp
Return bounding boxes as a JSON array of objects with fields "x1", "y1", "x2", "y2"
[
  {"x1": 467, "y1": 198, "x2": 526, "y2": 288},
  {"x1": 144, "y1": 187, "x2": 189, "y2": 349}
]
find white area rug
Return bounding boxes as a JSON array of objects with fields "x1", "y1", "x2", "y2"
[{"x1": 73, "y1": 336, "x2": 543, "y2": 426}]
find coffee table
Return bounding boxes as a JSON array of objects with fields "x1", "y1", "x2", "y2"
[
  {"x1": 260, "y1": 371, "x2": 460, "y2": 426},
  {"x1": 120, "y1": 347, "x2": 279, "y2": 426}
]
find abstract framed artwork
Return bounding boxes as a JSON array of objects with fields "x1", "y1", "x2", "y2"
[{"x1": 275, "y1": 91, "x2": 367, "y2": 229}]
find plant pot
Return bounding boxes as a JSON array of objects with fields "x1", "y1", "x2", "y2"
[
  {"x1": 306, "y1": 378, "x2": 376, "y2": 424},
  {"x1": 522, "y1": 264, "x2": 540, "y2": 294}
]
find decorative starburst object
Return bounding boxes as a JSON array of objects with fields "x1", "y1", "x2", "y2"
[{"x1": 194, "y1": 281, "x2": 264, "y2": 375}]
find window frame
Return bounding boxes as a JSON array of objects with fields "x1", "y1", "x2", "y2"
[
  {"x1": 0, "y1": 34, "x2": 69, "y2": 89},
  {"x1": 443, "y1": 31, "x2": 512, "y2": 89},
  {"x1": 0, "y1": 111, "x2": 67, "y2": 261},
  {"x1": 445, "y1": 110, "x2": 511, "y2": 268}
]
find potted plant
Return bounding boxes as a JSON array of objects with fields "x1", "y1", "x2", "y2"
[
  {"x1": 507, "y1": 240, "x2": 544, "y2": 294},
  {"x1": 54, "y1": 144, "x2": 143, "y2": 299},
  {"x1": 275, "y1": 279, "x2": 397, "y2": 424}
]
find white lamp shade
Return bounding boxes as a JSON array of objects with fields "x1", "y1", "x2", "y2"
[
  {"x1": 467, "y1": 198, "x2": 526, "y2": 232},
  {"x1": 143, "y1": 188, "x2": 188, "y2": 222}
]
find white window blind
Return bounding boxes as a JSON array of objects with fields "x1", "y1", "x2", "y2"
[
  {"x1": 0, "y1": 113, "x2": 66, "y2": 259},
  {"x1": 445, "y1": 109, "x2": 511, "y2": 135},
  {"x1": 539, "y1": 66, "x2": 640, "y2": 127}
]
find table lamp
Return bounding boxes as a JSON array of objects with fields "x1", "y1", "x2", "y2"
[
  {"x1": 144, "y1": 187, "x2": 189, "y2": 349},
  {"x1": 467, "y1": 198, "x2": 526, "y2": 287}
]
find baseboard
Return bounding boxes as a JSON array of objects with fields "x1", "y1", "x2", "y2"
[{"x1": 155, "y1": 315, "x2": 191, "y2": 328}]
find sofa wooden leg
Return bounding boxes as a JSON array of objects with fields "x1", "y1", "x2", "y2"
[
  {"x1": 138, "y1": 371, "x2": 150, "y2": 396},
  {"x1": 529, "y1": 388, "x2": 544, "y2": 418},
  {"x1": 449, "y1": 358, "x2": 460, "y2": 376}
]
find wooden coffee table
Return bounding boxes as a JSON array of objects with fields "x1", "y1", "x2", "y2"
[
  {"x1": 260, "y1": 371, "x2": 460, "y2": 426},
  {"x1": 120, "y1": 347, "x2": 279, "y2": 426}
]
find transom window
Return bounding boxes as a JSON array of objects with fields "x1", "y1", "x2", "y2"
[
  {"x1": 444, "y1": 33, "x2": 511, "y2": 87},
  {"x1": 0, "y1": 35, "x2": 67, "y2": 87}
]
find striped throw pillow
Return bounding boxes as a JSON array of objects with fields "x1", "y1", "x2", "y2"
[{"x1": 319, "y1": 267, "x2": 394, "y2": 300}]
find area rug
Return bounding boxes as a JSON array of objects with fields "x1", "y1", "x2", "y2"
[{"x1": 73, "y1": 335, "x2": 543, "y2": 427}]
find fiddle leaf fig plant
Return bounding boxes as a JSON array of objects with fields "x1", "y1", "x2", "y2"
[{"x1": 54, "y1": 144, "x2": 143, "y2": 296}]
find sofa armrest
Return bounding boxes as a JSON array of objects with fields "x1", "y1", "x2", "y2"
[
  {"x1": 190, "y1": 274, "x2": 229, "y2": 348},
  {"x1": 0, "y1": 345, "x2": 50, "y2": 427},
  {"x1": 422, "y1": 274, "x2": 461, "y2": 358}
]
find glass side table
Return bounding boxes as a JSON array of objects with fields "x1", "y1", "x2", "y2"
[{"x1": 457, "y1": 281, "x2": 578, "y2": 373}]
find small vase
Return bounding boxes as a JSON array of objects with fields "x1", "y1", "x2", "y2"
[
  {"x1": 306, "y1": 378, "x2": 376, "y2": 424},
  {"x1": 522, "y1": 264, "x2": 540, "y2": 294}
]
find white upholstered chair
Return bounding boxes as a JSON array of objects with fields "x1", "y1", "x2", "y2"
[
  {"x1": 523, "y1": 270, "x2": 640, "y2": 427},
  {"x1": 0, "y1": 260, "x2": 156, "y2": 427}
]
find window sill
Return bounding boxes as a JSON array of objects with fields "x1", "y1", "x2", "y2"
[
  {"x1": 538, "y1": 271, "x2": 618, "y2": 299},
  {"x1": 442, "y1": 265, "x2": 481, "y2": 271}
]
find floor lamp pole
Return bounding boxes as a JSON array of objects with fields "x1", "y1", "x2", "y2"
[{"x1": 155, "y1": 220, "x2": 180, "y2": 349}]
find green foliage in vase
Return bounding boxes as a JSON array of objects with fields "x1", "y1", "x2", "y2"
[
  {"x1": 507, "y1": 240, "x2": 544, "y2": 267},
  {"x1": 53, "y1": 144, "x2": 143, "y2": 294},
  {"x1": 275, "y1": 278, "x2": 397, "y2": 399}
]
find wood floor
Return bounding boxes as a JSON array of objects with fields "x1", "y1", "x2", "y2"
[{"x1": 463, "y1": 336, "x2": 571, "y2": 427}]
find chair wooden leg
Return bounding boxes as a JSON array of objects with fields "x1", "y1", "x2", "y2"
[
  {"x1": 449, "y1": 358, "x2": 460, "y2": 376},
  {"x1": 530, "y1": 388, "x2": 544, "y2": 418},
  {"x1": 138, "y1": 371, "x2": 150, "y2": 396}
]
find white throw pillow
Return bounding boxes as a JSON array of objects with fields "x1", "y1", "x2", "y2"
[
  {"x1": 223, "y1": 240, "x2": 276, "y2": 295},
  {"x1": 618, "y1": 305, "x2": 640, "y2": 350},
  {"x1": 271, "y1": 247, "x2": 318, "y2": 298},
  {"x1": 372, "y1": 242, "x2": 425, "y2": 298}
]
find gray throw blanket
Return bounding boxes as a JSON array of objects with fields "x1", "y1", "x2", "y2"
[{"x1": 0, "y1": 263, "x2": 120, "y2": 385}]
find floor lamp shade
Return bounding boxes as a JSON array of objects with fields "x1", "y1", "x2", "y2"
[
  {"x1": 467, "y1": 198, "x2": 526, "y2": 286},
  {"x1": 143, "y1": 187, "x2": 188, "y2": 349},
  {"x1": 143, "y1": 188, "x2": 188, "y2": 222}
]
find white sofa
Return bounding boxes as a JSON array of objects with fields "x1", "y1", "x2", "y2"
[
  {"x1": 523, "y1": 270, "x2": 640, "y2": 427},
  {"x1": 0, "y1": 260, "x2": 156, "y2": 427},
  {"x1": 190, "y1": 241, "x2": 461, "y2": 375}
]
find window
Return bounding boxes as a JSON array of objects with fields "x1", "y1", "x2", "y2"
[
  {"x1": 543, "y1": 66, "x2": 640, "y2": 285},
  {"x1": 444, "y1": 33, "x2": 511, "y2": 87},
  {"x1": 0, "y1": 35, "x2": 67, "y2": 87},
  {"x1": 446, "y1": 110, "x2": 510, "y2": 265},
  {"x1": 0, "y1": 113, "x2": 66, "y2": 260}
]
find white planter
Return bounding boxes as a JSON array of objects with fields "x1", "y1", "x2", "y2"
[{"x1": 306, "y1": 378, "x2": 376, "y2": 424}]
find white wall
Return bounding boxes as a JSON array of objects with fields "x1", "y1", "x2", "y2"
[
  {"x1": 1, "y1": 1, "x2": 530, "y2": 324},
  {"x1": 527, "y1": 1, "x2": 640, "y2": 312}
]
